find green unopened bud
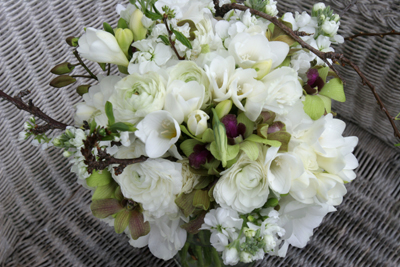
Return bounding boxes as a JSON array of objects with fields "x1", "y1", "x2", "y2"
[
  {"x1": 265, "y1": 198, "x2": 279, "y2": 207},
  {"x1": 51, "y1": 62, "x2": 75, "y2": 75},
  {"x1": 50, "y1": 75, "x2": 76, "y2": 88},
  {"x1": 66, "y1": 36, "x2": 79, "y2": 47},
  {"x1": 65, "y1": 129, "x2": 74, "y2": 138},
  {"x1": 98, "y1": 128, "x2": 107, "y2": 137},
  {"x1": 115, "y1": 28, "x2": 134, "y2": 56},
  {"x1": 130, "y1": 9, "x2": 147, "y2": 41},
  {"x1": 63, "y1": 150, "x2": 73, "y2": 157},
  {"x1": 333, "y1": 14, "x2": 340, "y2": 22},
  {"x1": 247, "y1": 215, "x2": 255, "y2": 222},
  {"x1": 76, "y1": 85, "x2": 91, "y2": 96},
  {"x1": 215, "y1": 100, "x2": 233, "y2": 119},
  {"x1": 252, "y1": 60, "x2": 272, "y2": 80},
  {"x1": 52, "y1": 137, "x2": 62, "y2": 147}
]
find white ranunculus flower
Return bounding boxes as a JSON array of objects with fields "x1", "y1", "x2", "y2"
[
  {"x1": 74, "y1": 75, "x2": 122, "y2": 127},
  {"x1": 322, "y1": 20, "x2": 339, "y2": 37},
  {"x1": 135, "y1": 110, "x2": 181, "y2": 159},
  {"x1": 164, "y1": 80, "x2": 205, "y2": 124},
  {"x1": 264, "y1": 146, "x2": 304, "y2": 195},
  {"x1": 113, "y1": 158, "x2": 183, "y2": 218},
  {"x1": 109, "y1": 72, "x2": 166, "y2": 125},
  {"x1": 129, "y1": 215, "x2": 187, "y2": 260},
  {"x1": 77, "y1": 28, "x2": 129, "y2": 67},
  {"x1": 187, "y1": 110, "x2": 209, "y2": 137},
  {"x1": 214, "y1": 149, "x2": 270, "y2": 214},
  {"x1": 228, "y1": 32, "x2": 289, "y2": 69},
  {"x1": 261, "y1": 67, "x2": 303, "y2": 115}
]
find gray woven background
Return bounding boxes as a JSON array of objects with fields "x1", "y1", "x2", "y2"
[{"x1": 0, "y1": 0, "x2": 399, "y2": 266}]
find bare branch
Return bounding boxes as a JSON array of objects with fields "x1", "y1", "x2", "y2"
[
  {"x1": 345, "y1": 30, "x2": 400, "y2": 41},
  {"x1": 163, "y1": 15, "x2": 185, "y2": 60}
]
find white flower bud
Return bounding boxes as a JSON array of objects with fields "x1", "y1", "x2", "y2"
[
  {"x1": 18, "y1": 131, "x2": 27, "y2": 141},
  {"x1": 24, "y1": 122, "x2": 31, "y2": 130},
  {"x1": 322, "y1": 20, "x2": 339, "y2": 37},
  {"x1": 240, "y1": 251, "x2": 253, "y2": 263},
  {"x1": 313, "y1": 3, "x2": 326, "y2": 12},
  {"x1": 63, "y1": 151, "x2": 73, "y2": 157},
  {"x1": 187, "y1": 110, "x2": 209, "y2": 137},
  {"x1": 222, "y1": 247, "x2": 239, "y2": 265}
]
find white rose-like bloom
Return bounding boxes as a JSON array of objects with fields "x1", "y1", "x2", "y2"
[
  {"x1": 228, "y1": 32, "x2": 289, "y2": 69},
  {"x1": 214, "y1": 150, "x2": 270, "y2": 214},
  {"x1": 261, "y1": 67, "x2": 303, "y2": 115},
  {"x1": 74, "y1": 75, "x2": 122, "y2": 127},
  {"x1": 135, "y1": 111, "x2": 181, "y2": 159},
  {"x1": 109, "y1": 72, "x2": 166, "y2": 124},
  {"x1": 113, "y1": 158, "x2": 183, "y2": 219},
  {"x1": 321, "y1": 20, "x2": 339, "y2": 37},
  {"x1": 129, "y1": 215, "x2": 187, "y2": 260},
  {"x1": 187, "y1": 110, "x2": 209, "y2": 137},
  {"x1": 77, "y1": 28, "x2": 129, "y2": 67},
  {"x1": 164, "y1": 80, "x2": 205, "y2": 124}
]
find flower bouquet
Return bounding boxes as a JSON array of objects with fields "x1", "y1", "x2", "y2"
[{"x1": 6, "y1": 0, "x2": 383, "y2": 266}]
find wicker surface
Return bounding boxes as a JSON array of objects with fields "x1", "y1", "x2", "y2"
[{"x1": 0, "y1": 1, "x2": 399, "y2": 266}]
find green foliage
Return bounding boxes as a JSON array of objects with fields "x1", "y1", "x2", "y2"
[
  {"x1": 303, "y1": 94, "x2": 325, "y2": 120},
  {"x1": 319, "y1": 78, "x2": 346, "y2": 102},
  {"x1": 158, "y1": 35, "x2": 170, "y2": 45},
  {"x1": 103, "y1": 22, "x2": 114, "y2": 35},
  {"x1": 172, "y1": 29, "x2": 192, "y2": 49},
  {"x1": 117, "y1": 18, "x2": 128, "y2": 29},
  {"x1": 105, "y1": 101, "x2": 115, "y2": 125}
]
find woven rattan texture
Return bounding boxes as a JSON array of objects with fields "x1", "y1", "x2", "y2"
[{"x1": 0, "y1": 1, "x2": 399, "y2": 267}]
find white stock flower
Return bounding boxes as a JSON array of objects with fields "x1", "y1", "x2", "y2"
[
  {"x1": 187, "y1": 110, "x2": 209, "y2": 137},
  {"x1": 201, "y1": 207, "x2": 243, "y2": 240},
  {"x1": 109, "y1": 72, "x2": 166, "y2": 124},
  {"x1": 214, "y1": 150, "x2": 270, "y2": 214},
  {"x1": 261, "y1": 67, "x2": 303, "y2": 115},
  {"x1": 322, "y1": 20, "x2": 339, "y2": 37},
  {"x1": 164, "y1": 80, "x2": 205, "y2": 124},
  {"x1": 77, "y1": 28, "x2": 129, "y2": 66},
  {"x1": 135, "y1": 111, "x2": 181, "y2": 159},
  {"x1": 228, "y1": 32, "x2": 289, "y2": 69},
  {"x1": 113, "y1": 158, "x2": 183, "y2": 219},
  {"x1": 313, "y1": 3, "x2": 326, "y2": 12}
]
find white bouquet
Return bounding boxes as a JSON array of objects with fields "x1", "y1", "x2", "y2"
[{"x1": 9, "y1": 0, "x2": 368, "y2": 266}]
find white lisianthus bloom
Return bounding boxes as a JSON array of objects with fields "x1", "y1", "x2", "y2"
[
  {"x1": 164, "y1": 80, "x2": 205, "y2": 124},
  {"x1": 264, "y1": 146, "x2": 304, "y2": 195},
  {"x1": 109, "y1": 72, "x2": 166, "y2": 125},
  {"x1": 168, "y1": 61, "x2": 211, "y2": 108},
  {"x1": 113, "y1": 158, "x2": 183, "y2": 219},
  {"x1": 129, "y1": 215, "x2": 187, "y2": 260},
  {"x1": 187, "y1": 110, "x2": 209, "y2": 137},
  {"x1": 74, "y1": 75, "x2": 122, "y2": 127},
  {"x1": 77, "y1": 28, "x2": 129, "y2": 67},
  {"x1": 261, "y1": 67, "x2": 303, "y2": 115},
  {"x1": 135, "y1": 111, "x2": 181, "y2": 159},
  {"x1": 214, "y1": 149, "x2": 270, "y2": 214},
  {"x1": 228, "y1": 32, "x2": 289, "y2": 69}
]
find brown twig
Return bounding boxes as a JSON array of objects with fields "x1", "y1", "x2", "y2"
[
  {"x1": 345, "y1": 30, "x2": 400, "y2": 41},
  {"x1": 0, "y1": 89, "x2": 68, "y2": 133},
  {"x1": 163, "y1": 15, "x2": 185, "y2": 60},
  {"x1": 81, "y1": 131, "x2": 148, "y2": 175},
  {"x1": 216, "y1": 2, "x2": 400, "y2": 140},
  {"x1": 294, "y1": 31, "x2": 313, "y2": 37}
]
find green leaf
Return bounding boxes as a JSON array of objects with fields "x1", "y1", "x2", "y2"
[
  {"x1": 105, "y1": 101, "x2": 115, "y2": 125},
  {"x1": 180, "y1": 139, "x2": 203, "y2": 158},
  {"x1": 117, "y1": 18, "x2": 128, "y2": 29},
  {"x1": 92, "y1": 183, "x2": 117, "y2": 200},
  {"x1": 114, "y1": 186, "x2": 124, "y2": 202},
  {"x1": 90, "y1": 199, "x2": 123, "y2": 218},
  {"x1": 114, "y1": 209, "x2": 130, "y2": 234},
  {"x1": 239, "y1": 141, "x2": 259, "y2": 161},
  {"x1": 267, "y1": 131, "x2": 291, "y2": 152},
  {"x1": 257, "y1": 124, "x2": 269, "y2": 139},
  {"x1": 103, "y1": 22, "x2": 114, "y2": 35},
  {"x1": 193, "y1": 190, "x2": 210, "y2": 210},
  {"x1": 226, "y1": 144, "x2": 240, "y2": 161},
  {"x1": 172, "y1": 29, "x2": 192, "y2": 49},
  {"x1": 303, "y1": 94, "x2": 325, "y2": 120},
  {"x1": 215, "y1": 100, "x2": 233, "y2": 119},
  {"x1": 158, "y1": 35, "x2": 170, "y2": 46},
  {"x1": 175, "y1": 191, "x2": 196, "y2": 217},
  {"x1": 108, "y1": 122, "x2": 136, "y2": 132},
  {"x1": 180, "y1": 125, "x2": 203, "y2": 141},
  {"x1": 201, "y1": 128, "x2": 214, "y2": 143},
  {"x1": 143, "y1": 9, "x2": 163, "y2": 20},
  {"x1": 319, "y1": 78, "x2": 346, "y2": 102},
  {"x1": 237, "y1": 112, "x2": 254, "y2": 138},
  {"x1": 86, "y1": 169, "x2": 112, "y2": 187},
  {"x1": 245, "y1": 134, "x2": 281, "y2": 147},
  {"x1": 129, "y1": 210, "x2": 150, "y2": 240},
  {"x1": 194, "y1": 176, "x2": 214, "y2": 190},
  {"x1": 318, "y1": 94, "x2": 332, "y2": 113},
  {"x1": 89, "y1": 119, "x2": 97, "y2": 135},
  {"x1": 317, "y1": 66, "x2": 329, "y2": 83},
  {"x1": 98, "y1": 62, "x2": 107, "y2": 71}
]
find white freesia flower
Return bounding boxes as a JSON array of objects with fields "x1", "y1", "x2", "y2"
[
  {"x1": 261, "y1": 67, "x2": 303, "y2": 115},
  {"x1": 264, "y1": 146, "x2": 304, "y2": 194},
  {"x1": 129, "y1": 215, "x2": 187, "y2": 260},
  {"x1": 187, "y1": 110, "x2": 209, "y2": 137},
  {"x1": 77, "y1": 28, "x2": 129, "y2": 66},
  {"x1": 214, "y1": 149, "x2": 270, "y2": 213},
  {"x1": 113, "y1": 158, "x2": 183, "y2": 219},
  {"x1": 228, "y1": 32, "x2": 289, "y2": 69},
  {"x1": 135, "y1": 111, "x2": 181, "y2": 159},
  {"x1": 205, "y1": 56, "x2": 236, "y2": 101},
  {"x1": 74, "y1": 75, "x2": 121, "y2": 127},
  {"x1": 164, "y1": 80, "x2": 205, "y2": 124},
  {"x1": 109, "y1": 72, "x2": 166, "y2": 125}
]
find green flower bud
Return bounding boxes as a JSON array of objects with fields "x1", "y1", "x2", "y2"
[
  {"x1": 215, "y1": 100, "x2": 232, "y2": 119},
  {"x1": 76, "y1": 85, "x2": 91, "y2": 96},
  {"x1": 115, "y1": 28, "x2": 134, "y2": 57},
  {"x1": 50, "y1": 62, "x2": 75, "y2": 75},
  {"x1": 49, "y1": 75, "x2": 76, "y2": 88},
  {"x1": 130, "y1": 9, "x2": 148, "y2": 41},
  {"x1": 66, "y1": 36, "x2": 79, "y2": 47}
]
